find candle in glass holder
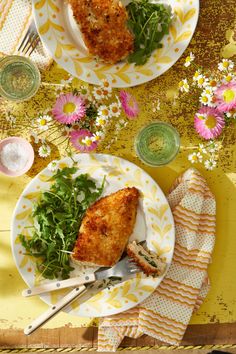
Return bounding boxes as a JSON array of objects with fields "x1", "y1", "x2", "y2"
[
  {"x1": 0, "y1": 55, "x2": 41, "y2": 101},
  {"x1": 135, "y1": 122, "x2": 180, "y2": 166}
]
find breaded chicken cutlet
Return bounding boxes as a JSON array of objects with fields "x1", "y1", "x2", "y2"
[
  {"x1": 71, "y1": 187, "x2": 139, "y2": 267},
  {"x1": 68, "y1": 0, "x2": 134, "y2": 64}
]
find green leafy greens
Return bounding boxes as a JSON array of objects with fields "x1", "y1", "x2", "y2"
[
  {"x1": 20, "y1": 167, "x2": 105, "y2": 280},
  {"x1": 126, "y1": 0, "x2": 172, "y2": 65}
]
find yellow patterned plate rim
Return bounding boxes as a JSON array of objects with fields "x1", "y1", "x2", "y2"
[
  {"x1": 11, "y1": 153, "x2": 175, "y2": 317},
  {"x1": 32, "y1": 0, "x2": 199, "y2": 87}
]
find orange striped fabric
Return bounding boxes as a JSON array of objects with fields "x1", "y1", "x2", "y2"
[
  {"x1": 98, "y1": 168, "x2": 216, "y2": 351},
  {"x1": 0, "y1": 1, "x2": 51, "y2": 69}
]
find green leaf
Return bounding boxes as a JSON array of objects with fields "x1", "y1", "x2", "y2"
[
  {"x1": 126, "y1": 0, "x2": 172, "y2": 66},
  {"x1": 19, "y1": 167, "x2": 105, "y2": 280}
]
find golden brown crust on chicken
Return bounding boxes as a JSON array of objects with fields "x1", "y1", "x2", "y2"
[
  {"x1": 68, "y1": 0, "x2": 134, "y2": 64},
  {"x1": 127, "y1": 241, "x2": 166, "y2": 276},
  {"x1": 71, "y1": 187, "x2": 139, "y2": 267}
]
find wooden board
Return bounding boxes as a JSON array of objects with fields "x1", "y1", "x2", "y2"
[{"x1": 1, "y1": 323, "x2": 236, "y2": 348}]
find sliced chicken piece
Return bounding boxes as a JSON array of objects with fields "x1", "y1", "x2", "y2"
[{"x1": 127, "y1": 241, "x2": 167, "y2": 276}]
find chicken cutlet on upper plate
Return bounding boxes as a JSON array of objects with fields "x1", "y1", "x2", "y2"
[
  {"x1": 68, "y1": 0, "x2": 134, "y2": 64},
  {"x1": 71, "y1": 187, "x2": 139, "y2": 267}
]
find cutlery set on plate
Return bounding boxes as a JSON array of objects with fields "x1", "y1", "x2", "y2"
[{"x1": 23, "y1": 255, "x2": 142, "y2": 335}]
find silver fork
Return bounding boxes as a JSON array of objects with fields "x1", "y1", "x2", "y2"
[
  {"x1": 24, "y1": 257, "x2": 141, "y2": 335},
  {"x1": 22, "y1": 256, "x2": 141, "y2": 297},
  {"x1": 18, "y1": 18, "x2": 40, "y2": 56}
]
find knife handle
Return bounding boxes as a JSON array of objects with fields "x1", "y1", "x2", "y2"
[
  {"x1": 24, "y1": 285, "x2": 86, "y2": 335},
  {"x1": 22, "y1": 273, "x2": 96, "y2": 297}
]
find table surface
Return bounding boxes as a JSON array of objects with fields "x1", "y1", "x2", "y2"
[{"x1": 0, "y1": 0, "x2": 236, "y2": 348}]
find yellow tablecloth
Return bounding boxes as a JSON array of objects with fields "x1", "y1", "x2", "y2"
[{"x1": 0, "y1": 0, "x2": 236, "y2": 331}]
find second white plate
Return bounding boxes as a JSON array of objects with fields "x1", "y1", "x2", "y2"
[{"x1": 32, "y1": 0, "x2": 199, "y2": 87}]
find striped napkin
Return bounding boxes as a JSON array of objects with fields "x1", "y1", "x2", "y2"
[
  {"x1": 98, "y1": 168, "x2": 216, "y2": 351},
  {"x1": 0, "y1": 0, "x2": 51, "y2": 69}
]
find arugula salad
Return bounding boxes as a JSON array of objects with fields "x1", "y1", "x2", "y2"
[
  {"x1": 20, "y1": 167, "x2": 105, "y2": 280},
  {"x1": 126, "y1": 0, "x2": 172, "y2": 65}
]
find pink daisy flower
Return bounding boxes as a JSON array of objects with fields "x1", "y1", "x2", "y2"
[
  {"x1": 119, "y1": 90, "x2": 139, "y2": 119},
  {"x1": 194, "y1": 106, "x2": 225, "y2": 140},
  {"x1": 214, "y1": 81, "x2": 236, "y2": 112},
  {"x1": 69, "y1": 129, "x2": 97, "y2": 152},
  {"x1": 52, "y1": 93, "x2": 86, "y2": 124}
]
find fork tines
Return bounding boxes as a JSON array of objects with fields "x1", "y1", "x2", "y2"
[{"x1": 18, "y1": 23, "x2": 40, "y2": 56}]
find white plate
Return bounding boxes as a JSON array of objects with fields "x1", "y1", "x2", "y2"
[
  {"x1": 32, "y1": 0, "x2": 199, "y2": 87},
  {"x1": 11, "y1": 154, "x2": 175, "y2": 317}
]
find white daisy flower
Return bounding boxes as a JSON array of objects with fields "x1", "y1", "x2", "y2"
[
  {"x1": 199, "y1": 92, "x2": 214, "y2": 106},
  {"x1": 203, "y1": 87, "x2": 214, "y2": 96},
  {"x1": 178, "y1": 79, "x2": 189, "y2": 93},
  {"x1": 97, "y1": 105, "x2": 111, "y2": 119},
  {"x1": 223, "y1": 72, "x2": 235, "y2": 83},
  {"x1": 91, "y1": 131, "x2": 105, "y2": 142},
  {"x1": 198, "y1": 143, "x2": 207, "y2": 154},
  {"x1": 208, "y1": 79, "x2": 218, "y2": 90},
  {"x1": 193, "y1": 70, "x2": 202, "y2": 81},
  {"x1": 48, "y1": 160, "x2": 59, "y2": 172},
  {"x1": 204, "y1": 158, "x2": 217, "y2": 170},
  {"x1": 184, "y1": 52, "x2": 195, "y2": 67},
  {"x1": 95, "y1": 116, "x2": 108, "y2": 127},
  {"x1": 79, "y1": 85, "x2": 90, "y2": 98},
  {"x1": 188, "y1": 152, "x2": 203, "y2": 164},
  {"x1": 109, "y1": 102, "x2": 121, "y2": 117},
  {"x1": 218, "y1": 59, "x2": 234, "y2": 72},
  {"x1": 206, "y1": 141, "x2": 222, "y2": 153},
  {"x1": 37, "y1": 115, "x2": 52, "y2": 131},
  {"x1": 101, "y1": 79, "x2": 112, "y2": 92},
  {"x1": 196, "y1": 75, "x2": 209, "y2": 88},
  {"x1": 29, "y1": 130, "x2": 40, "y2": 144},
  {"x1": 82, "y1": 136, "x2": 93, "y2": 147},
  {"x1": 92, "y1": 86, "x2": 104, "y2": 100},
  {"x1": 38, "y1": 144, "x2": 51, "y2": 158}
]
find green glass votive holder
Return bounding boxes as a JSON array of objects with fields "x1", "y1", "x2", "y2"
[
  {"x1": 135, "y1": 122, "x2": 180, "y2": 167},
  {"x1": 0, "y1": 55, "x2": 41, "y2": 102}
]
